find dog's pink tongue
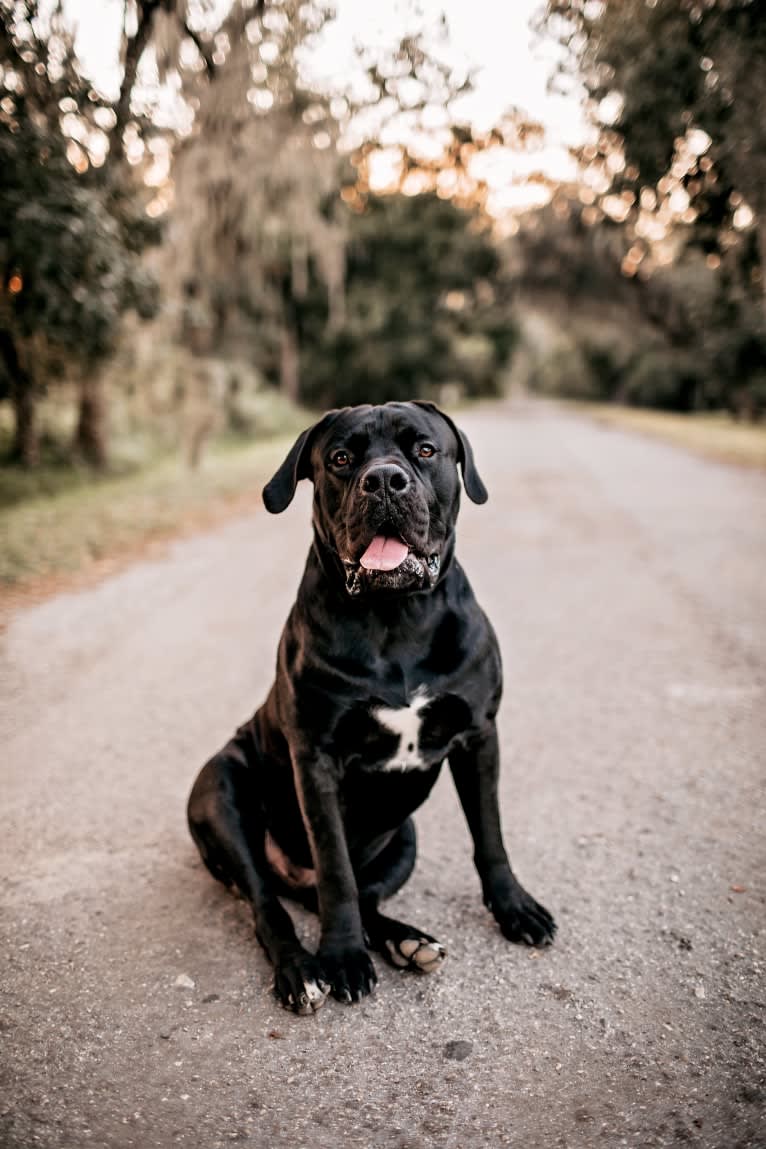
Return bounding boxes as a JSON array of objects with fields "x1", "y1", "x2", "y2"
[{"x1": 359, "y1": 535, "x2": 409, "y2": 572}]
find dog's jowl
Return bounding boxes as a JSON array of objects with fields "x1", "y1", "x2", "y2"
[{"x1": 187, "y1": 400, "x2": 555, "y2": 1014}]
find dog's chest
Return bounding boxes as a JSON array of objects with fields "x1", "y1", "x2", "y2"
[
  {"x1": 334, "y1": 688, "x2": 472, "y2": 772},
  {"x1": 373, "y1": 688, "x2": 431, "y2": 771}
]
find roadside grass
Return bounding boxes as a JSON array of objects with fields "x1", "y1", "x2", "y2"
[
  {"x1": 572, "y1": 403, "x2": 766, "y2": 470},
  {"x1": 0, "y1": 433, "x2": 300, "y2": 599},
  {"x1": 0, "y1": 453, "x2": 144, "y2": 509},
  {"x1": 0, "y1": 382, "x2": 479, "y2": 612}
]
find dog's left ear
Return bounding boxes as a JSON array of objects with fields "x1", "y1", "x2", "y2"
[
  {"x1": 411, "y1": 401, "x2": 488, "y2": 505},
  {"x1": 263, "y1": 411, "x2": 339, "y2": 514}
]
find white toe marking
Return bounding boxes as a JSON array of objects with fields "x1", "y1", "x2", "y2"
[
  {"x1": 374, "y1": 687, "x2": 430, "y2": 771},
  {"x1": 292, "y1": 979, "x2": 329, "y2": 1014},
  {"x1": 304, "y1": 979, "x2": 328, "y2": 1005}
]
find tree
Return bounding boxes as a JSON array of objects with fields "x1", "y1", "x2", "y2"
[
  {"x1": 0, "y1": 1, "x2": 159, "y2": 465},
  {"x1": 164, "y1": 4, "x2": 534, "y2": 405},
  {"x1": 296, "y1": 192, "x2": 515, "y2": 409},
  {"x1": 348, "y1": 28, "x2": 545, "y2": 215},
  {"x1": 164, "y1": 0, "x2": 348, "y2": 402},
  {"x1": 542, "y1": 0, "x2": 765, "y2": 291},
  {"x1": 538, "y1": 0, "x2": 766, "y2": 413},
  {"x1": 112, "y1": 0, "x2": 218, "y2": 143}
]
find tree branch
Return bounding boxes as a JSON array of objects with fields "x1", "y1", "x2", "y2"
[
  {"x1": 113, "y1": 0, "x2": 161, "y2": 142},
  {"x1": 181, "y1": 21, "x2": 215, "y2": 77}
]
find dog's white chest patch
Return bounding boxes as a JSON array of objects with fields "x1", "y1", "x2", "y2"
[{"x1": 373, "y1": 688, "x2": 431, "y2": 771}]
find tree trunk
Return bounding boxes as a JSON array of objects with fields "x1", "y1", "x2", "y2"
[
  {"x1": 327, "y1": 276, "x2": 346, "y2": 332},
  {"x1": 0, "y1": 331, "x2": 38, "y2": 466},
  {"x1": 10, "y1": 377, "x2": 38, "y2": 466},
  {"x1": 757, "y1": 213, "x2": 766, "y2": 321},
  {"x1": 279, "y1": 319, "x2": 300, "y2": 403},
  {"x1": 74, "y1": 374, "x2": 108, "y2": 468},
  {"x1": 113, "y1": 0, "x2": 159, "y2": 140}
]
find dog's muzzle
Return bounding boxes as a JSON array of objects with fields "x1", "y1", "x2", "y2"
[
  {"x1": 339, "y1": 460, "x2": 441, "y2": 596},
  {"x1": 343, "y1": 549, "x2": 441, "y2": 596}
]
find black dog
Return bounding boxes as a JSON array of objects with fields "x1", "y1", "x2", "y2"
[{"x1": 187, "y1": 400, "x2": 555, "y2": 1014}]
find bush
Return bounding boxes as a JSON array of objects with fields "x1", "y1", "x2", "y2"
[
  {"x1": 519, "y1": 307, "x2": 722, "y2": 413},
  {"x1": 449, "y1": 334, "x2": 500, "y2": 397},
  {"x1": 580, "y1": 334, "x2": 634, "y2": 401},
  {"x1": 620, "y1": 349, "x2": 704, "y2": 411},
  {"x1": 525, "y1": 329, "x2": 600, "y2": 400},
  {"x1": 296, "y1": 193, "x2": 517, "y2": 409}
]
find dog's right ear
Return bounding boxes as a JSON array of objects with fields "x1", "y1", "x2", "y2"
[{"x1": 262, "y1": 412, "x2": 338, "y2": 514}]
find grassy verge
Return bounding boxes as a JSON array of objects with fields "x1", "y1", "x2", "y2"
[
  {"x1": 0, "y1": 434, "x2": 300, "y2": 611},
  {"x1": 572, "y1": 403, "x2": 766, "y2": 470},
  {"x1": 0, "y1": 387, "x2": 483, "y2": 616}
]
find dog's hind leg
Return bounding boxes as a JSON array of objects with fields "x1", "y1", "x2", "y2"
[
  {"x1": 358, "y1": 819, "x2": 447, "y2": 974},
  {"x1": 187, "y1": 744, "x2": 329, "y2": 1015}
]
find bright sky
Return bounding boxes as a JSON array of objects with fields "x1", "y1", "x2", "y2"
[{"x1": 66, "y1": 0, "x2": 587, "y2": 212}]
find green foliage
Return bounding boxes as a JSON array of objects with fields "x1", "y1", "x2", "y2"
[
  {"x1": 519, "y1": 304, "x2": 708, "y2": 413},
  {"x1": 529, "y1": 340, "x2": 595, "y2": 401},
  {"x1": 0, "y1": 114, "x2": 160, "y2": 363},
  {"x1": 513, "y1": 196, "x2": 632, "y2": 302},
  {"x1": 165, "y1": 0, "x2": 347, "y2": 378},
  {"x1": 297, "y1": 193, "x2": 515, "y2": 408},
  {"x1": 524, "y1": 0, "x2": 766, "y2": 417},
  {"x1": 543, "y1": 0, "x2": 766, "y2": 256},
  {"x1": 1, "y1": 0, "x2": 525, "y2": 481},
  {"x1": 0, "y1": 0, "x2": 161, "y2": 463},
  {"x1": 619, "y1": 349, "x2": 703, "y2": 412},
  {"x1": 164, "y1": 2, "x2": 522, "y2": 412},
  {"x1": 525, "y1": 281, "x2": 766, "y2": 414}
]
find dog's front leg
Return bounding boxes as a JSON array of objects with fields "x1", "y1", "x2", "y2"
[
  {"x1": 294, "y1": 756, "x2": 378, "y2": 1003},
  {"x1": 449, "y1": 722, "x2": 556, "y2": 947}
]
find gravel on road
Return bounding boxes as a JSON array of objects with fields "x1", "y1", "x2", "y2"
[{"x1": 1, "y1": 401, "x2": 764, "y2": 1149}]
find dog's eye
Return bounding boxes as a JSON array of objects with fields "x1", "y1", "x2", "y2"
[
  {"x1": 418, "y1": 443, "x2": 436, "y2": 459},
  {"x1": 330, "y1": 450, "x2": 351, "y2": 468}
]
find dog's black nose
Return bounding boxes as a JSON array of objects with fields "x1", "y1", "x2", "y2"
[{"x1": 361, "y1": 463, "x2": 410, "y2": 496}]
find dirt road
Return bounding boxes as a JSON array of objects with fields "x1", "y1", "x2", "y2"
[{"x1": 1, "y1": 401, "x2": 764, "y2": 1149}]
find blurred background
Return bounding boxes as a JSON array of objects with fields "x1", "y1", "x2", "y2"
[{"x1": 1, "y1": 0, "x2": 764, "y2": 589}]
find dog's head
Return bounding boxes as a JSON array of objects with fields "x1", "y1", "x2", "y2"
[{"x1": 263, "y1": 401, "x2": 487, "y2": 596}]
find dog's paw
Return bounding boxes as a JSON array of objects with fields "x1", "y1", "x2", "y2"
[
  {"x1": 274, "y1": 954, "x2": 330, "y2": 1016},
  {"x1": 318, "y1": 946, "x2": 377, "y2": 1003},
  {"x1": 385, "y1": 933, "x2": 447, "y2": 973},
  {"x1": 492, "y1": 890, "x2": 557, "y2": 947}
]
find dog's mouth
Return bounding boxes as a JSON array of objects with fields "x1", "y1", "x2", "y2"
[
  {"x1": 343, "y1": 529, "x2": 440, "y2": 596},
  {"x1": 359, "y1": 533, "x2": 410, "y2": 573}
]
